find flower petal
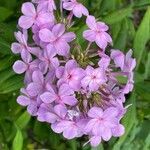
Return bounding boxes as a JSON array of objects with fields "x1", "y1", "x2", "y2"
[
  {"x1": 73, "y1": 5, "x2": 82, "y2": 18},
  {"x1": 83, "y1": 30, "x2": 96, "y2": 42},
  {"x1": 63, "y1": 126, "x2": 78, "y2": 139},
  {"x1": 22, "y1": 2, "x2": 36, "y2": 16},
  {"x1": 61, "y1": 32, "x2": 76, "y2": 42},
  {"x1": 88, "y1": 107, "x2": 103, "y2": 118},
  {"x1": 39, "y1": 28, "x2": 55, "y2": 42},
  {"x1": 32, "y1": 70, "x2": 44, "y2": 84},
  {"x1": 63, "y1": 2, "x2": 75, "y2": 10},
  {"x1": 111, "y1": 50, "x2": 125, "y2": 70},
  {"x1": 62, "y1": 96, "x2": 77, "y2": 106},
  {"x1": 59, "y1": 84, "x2": 74, "y2": 96},
  {"x1": 26, "y1": 82, "x2": 42, "y2": 97},
  {"x1": 17, "y1": 95, "x2": 30, "y2": 106},
  {"x1": 90, "y1": 136, "x2": 101, "y2": 147},
  {"x1": 112, "y1": 124, "x2": 125, "y2": 137},
  {"x1": 52, "y1": 24, "x2": 65, "y2": 37},
  {"x1": 18, "y1": 16, "x2": 34, "y2": 29},
  {"x1": 27, "y1": 103, "x2": 38, "y2": 116},
  {"x1": 86, "y1": 15, "x2": 97, "y2": 30},
  {"x1": 11, "y1": 43, "x2": 22, "y2": 54},
  {"x1": 54, "y1": 104, "x2": 67, "y2": 118},
  {"x1": 45, "y1": 112, "x2": 58, "y2": 123},
  {"x1": 55, "y1": 39, "x2": 70, "y2": 56},
  {"x1": 40, "y1": 92, "x2": 56, "y2": 103},
  {"x1": 13, "y1": 60, "x2": 27, "y2": 74}
]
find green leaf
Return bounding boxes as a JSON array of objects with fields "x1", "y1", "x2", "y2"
[
  {"x1": 135, "y1": 81, "x2": 150, "y2": 101},
  {"x1": 134, "y1": 0, "x2": 150, "y2": 8},
  {"x1": 0, "y1": 56, "x2": 15, "y2": 71},
  {"x1": 75, "y1": 25, "x2": 87, "y2": 48},
  {"x1": 0, "y1": 0, "x2": 17, "y2": 9},
  {"x1": 102, "y1": 6, "x2": 133, "y2": 25},
  {"x1": 0, "y1": 37, "x2": 12, "y2": 54},
  {"x1": 0, "y1": 22, "x2": 16, "y2": 42},
  {"x1": 91, "y1": 144, "x2": 104, "y2": 150},
  {"x1": 0, "y1": 68, "x2": 15, "y2": 84},
  {"x1": 116, "y1": 75, "x2": 128, "y2": 84},
  {"x1": 0, "y1": 7, "x2": 13, "y2": 21},
  {"x1": 113, "y1": 93, "x2": 136, "y2": 150},
  {"x1": 99, "y1": 0, "x2": 117, "y2": 13},
  {"x1": 143, "y1": 134, "x2": 150, "y2": 150},
  {"x1": 114, "y1": 19, "x2": 129, "y2": 50},
  {"x1": 0, "y1": 75, "x2": 23, "y2": 94},
  {"x1": 144, "y1": 53, "x2": 150, "y2": 79},
  {"x1": 133, "y1": 7, "x2": 150, "y2": 69},
  {"x1": 16, "y1": 111, "x2": 31, "y2": 129},
  {"x1": 111, "y1": 22, "x2": 122, "y2": 41},
  {"x1": 12, "y1": 129, "x2": 23, "y2": 150},
  {"x1": 69, "y1": 139, "x2": 77, "y2": 150}
]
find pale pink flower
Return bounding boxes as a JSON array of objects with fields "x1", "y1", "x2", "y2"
[
  {"x1": 63, "y1": 0, "x2": 89, "y2": 18},
  {"x1": 39, "y1": 24, "x2": 76, "y2": 56},
  {"x1": 83, "y1": 15, "x2": 112, "y2": 50},
  {"x1": 19, "y1": 2, "x2": 54, "y2": 29},
  {"x1": 81, "y1": 66, "x2": 107, "y2": 91}
]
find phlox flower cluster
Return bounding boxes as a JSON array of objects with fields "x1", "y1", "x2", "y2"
[{"x1": 11, "y1": 0, "x2": 136, "y2": 147}]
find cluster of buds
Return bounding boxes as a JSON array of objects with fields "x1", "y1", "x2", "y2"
[{"x1": 11, "y1": 0, "x2": 136, "y2": 147}]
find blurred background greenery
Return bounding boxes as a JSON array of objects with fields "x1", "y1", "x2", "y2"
[{"x1": 0, "y1": 0, "x2": 150, "y2": 150}]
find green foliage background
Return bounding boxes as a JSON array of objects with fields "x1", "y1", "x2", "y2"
[{"x1": 0, "y1": 0, "x2": 150, "y2": 149}]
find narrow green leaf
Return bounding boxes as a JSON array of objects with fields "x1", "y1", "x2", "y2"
[
  {"x1": 113, "y1": 93, "x2": 136, "y2": 150},
  {"x1": 135, "y1": 81, "x2": 150, "y2": 101},
  {"x1": 12, "y1": 129, "x2": 23, "y2": 150},
  {"x1": 0, "y1": 75, "x2": 23, "y2": 94},
  {"x1": 75, "y1": 25, "x2": 88, "y2": 50},
  {"x1": 114, "y1": 19, "x2": 128, "y2": 50},
  {"x1": 0, "y1": 56, "x2": 14, "y2": 71},
  {"x1": 0, "y1": 37, "x2": 12, "y2": 54},
  {"x1": 0, "y1": 7, "x2": 13, "y2": 21},
  {"x1": 102, "y1": 6, "x2": 133, "y2": 25},
  {"x1": 0, "y1": 68, "x2": 15, "y2": 84},
  {"x1": 134, "y1": 7, "x2": 150, "y2": 69},
  {"x1": 0, "y1": 22, "x2": 16, "y2": 42},
  {"x1": 16, "y1": 111, "x2": 31, "y2": 129},
  {"x1": 134, "y1": 0, "x2": 150, "y2": 8},
  {"x1": 69, "y1": 139, "x2": 77, "y2": 150},
  {"x1": 99, "y1": 0, "x2": 117, "y2": 13},
  {"x1": 144, "y1": 53, "x2": 150, "y2": 79},
  {"x1": 111, "y1": 22, "x2": 122, "y2": 42},
  {"x1": 143, "y1": 134, "x2": 150, "y2": 150}
]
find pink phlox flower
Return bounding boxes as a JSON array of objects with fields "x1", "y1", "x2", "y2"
[
  {"x1": 26, "y1": 70, "x2": 52, "y2": 97},
  {"x1": 11, "y1": 30, "x2": 41, "y2": 58},
  {"x1": 40, "y1": 83, "x2": 78, "y2": 106},
  {"x1": 83, "y1": 15, "x2": 112, "y2": 50},
  {"x1": 51, "y1": 118, "x2": 85, "y2": 139},
  {"x1": 85, "y1": 107, "x2": 124, "y2": 146},
  {"x1": 63, "y1": 0, "x2": 89, "y2": 18},
  {"x1": 111, "y1": 49, "x2": 136, "y2": 72},
  {"x1": 37, "y1": 104, "x2": 67, "y2": 123},
  {"x1": 17, "y1": 88, "x2": 42, "y2": 116},
  {"x1": 81, "y1": 66, "x2": 107, "y2": 92},
  {"x1": 32, "y1": 0, "x2": 56, "y2": 12},
  {"x1": 111, "y1": 49, "x2": 136, "y2": 94},
  {"x1": 32, "y1": 23, "x2": 54, "y2": 45},
  {"x1": 98, "y1": 52, "x2": 111, "y2": 70},
  {"x1": 38, "y1": 49, "x2": 59, "y2": 74},
  {"x1": 39, "y1": 23, "x2": 76, "y2": 56},
  {"x1": 56, "y1": 59, "x2": 85, "y2": 91},
  {"x1": 19, "y1": 2, "x2": 54, "y2": 29}
]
